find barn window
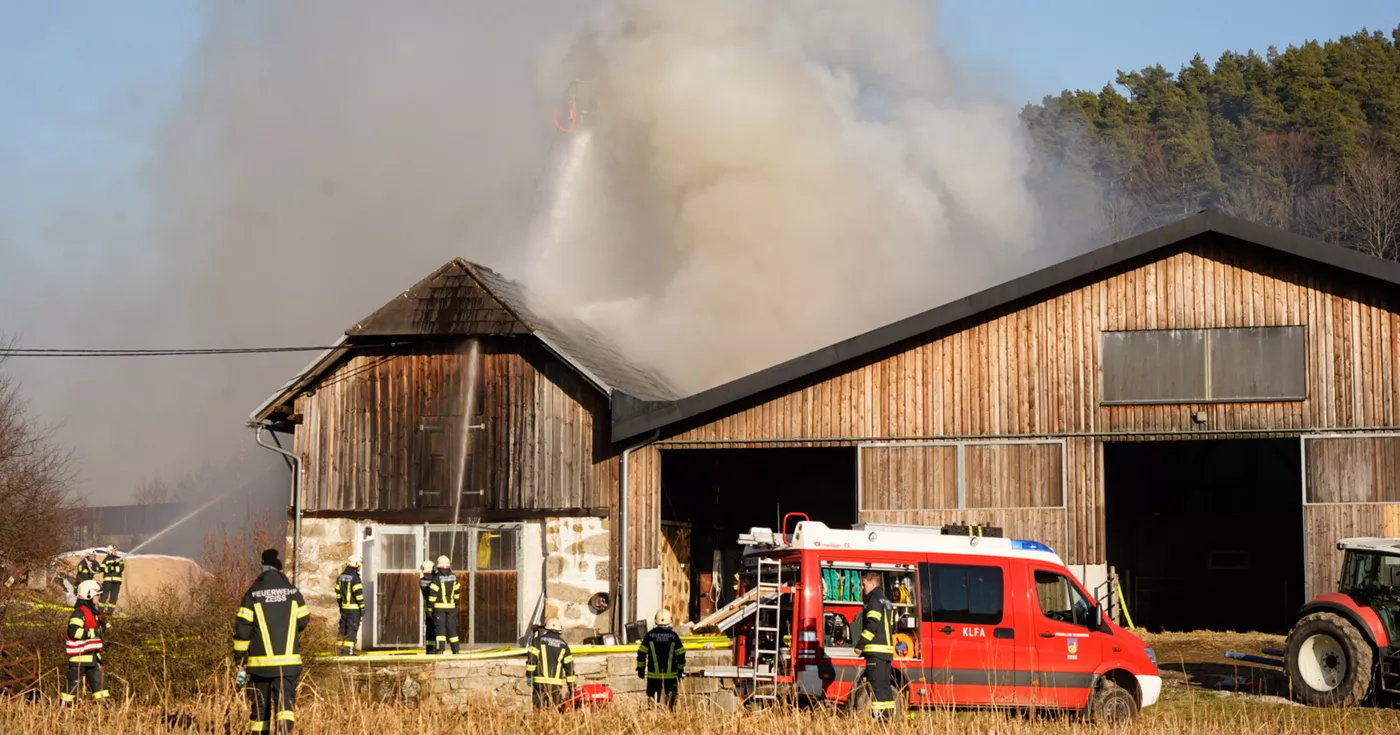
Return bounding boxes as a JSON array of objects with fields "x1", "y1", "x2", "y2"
[
  {"x1": 1101, "y1": 326, "x2": 1305, "y2": 404},
  {"x1": 859, "y1": 441, "x2": 1065, "y2": 512}
]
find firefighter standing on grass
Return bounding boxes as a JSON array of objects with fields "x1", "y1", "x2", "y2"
[
  {"x1": 525, "y1": 618, "x2": 575, "y2": 709},
  {"x1": 419, "y1": 560, "x2": 436, "y2": 654},
  {"x1": 636, "y1": 608, "x2": 686, "y2": 709},
  {"x1": 233, "y1": 549, "x2": 308, "y2": 734},
  {"x1": 427, "y1": 556, "x2": 461, "y2": 654},
  {"x1": 100, "y1": 546, "x2": 124, "y2": 613},
  {"x1": 335, "y1": 554, "x2": 366, "y2": 656},
  {"x1": 61, "y1": 580, "x2": 111, "y2": 707},
  {"x1": 855, "y1": 570, "x2": 896, "y2": 719}
]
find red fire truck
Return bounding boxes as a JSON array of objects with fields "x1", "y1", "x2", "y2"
[{"x1": 700, "y1": 514, "x2": 1160, "y2": 722}]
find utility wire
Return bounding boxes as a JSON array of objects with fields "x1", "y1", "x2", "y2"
[{"x1": 0, "y1": 346, "x2": 345, "y2": 357}]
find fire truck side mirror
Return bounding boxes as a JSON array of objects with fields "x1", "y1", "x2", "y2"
[{"x1": 1090, "y1": 605, "x2": 1105, "y2": 632}]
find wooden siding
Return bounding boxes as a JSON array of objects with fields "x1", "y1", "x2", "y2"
[
  {"x1": 661, "y1": 523, "x2": 691, "y2": 622},
  {"x1": 1302, "y1": 434, "x2": 1400, "y2": 599},
  {"x1": 294, "y1": 338, "x2": 617, "y2": 514},
  {"x1": 634, "y1": 236, "x2": 1400, "y2": 576}
]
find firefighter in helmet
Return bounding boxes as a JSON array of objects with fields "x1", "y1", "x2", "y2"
[
  {"x1": 99, "y1": 546, "x2": 124, "y2": 613},
  {"x1": 76, "y1": 550, "x2": 101, "y2": 585},
  {"x1": 61, "y1": 580, "x2": 111, "y2": 707},
  {"x1": 418, "y1": 560, "x2": 436, "y2": 654},
  {"x1": 855, "y1": 570, "x2": 896, "y2": 719},
  {"x1": 426, "y1": 556, "x2": 460, "y2": 654},
  {"x1": 636, "y1": 607, "x2": 686, "y2": 709},
  {"x1": 335, "y1": 554, "x2": 366, "y2": 655},
  {"x1": 524, "y1": 618, "x2": 575, "y2": 709},
  {"x1": 233, "y1": 549, "x2": 308, "y2": 734}
]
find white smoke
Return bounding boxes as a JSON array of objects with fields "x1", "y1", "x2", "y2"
[{"x1": 525, "y1": 0, "x2": 1050, "y2": 393}]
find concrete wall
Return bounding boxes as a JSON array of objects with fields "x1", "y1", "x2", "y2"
[
  {"x1": 325, "y1": 650, "x2": 737, "y2": 711},
  {"x1": 543, "y1": 517, "x2": 612, "y2": 636}
]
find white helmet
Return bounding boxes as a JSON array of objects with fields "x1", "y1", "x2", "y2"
[
  {"x1": 545, "y1": 618, "x2": 563, "y2": 632},
  {"x1": 348, "y1": 554, "x2": 363, "y2": 568},
  {"x1": 655, "y1": 608, "x2": 673, "y2": 626},
  {"x1": 76, "y1": 580, "x2": 102, "y2": 601},
  {"x1": 436, "y1": 555, "x2": 451, "y2": 568},
  {"x1": 420, "y1": 560, "x2": 434, "y2": 573}
]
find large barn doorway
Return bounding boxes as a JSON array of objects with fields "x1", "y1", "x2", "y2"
[
  {"x1": 1104, "y1": 438, "x2": 1303, "y2": 634},
  {"x1": 660, "y1": 448, "x2": 857, "y2": 624}
]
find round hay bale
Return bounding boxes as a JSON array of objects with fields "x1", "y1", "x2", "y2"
[{"x1": 55, "y1": 553, "x2": 207, "y2": 612}]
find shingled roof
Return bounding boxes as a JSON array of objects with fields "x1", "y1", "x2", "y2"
[
  {"x1": 251, "y1": 259, "x2": 679, "y2": 423},
  {"x1": 610, "y1": 211, "x2": 1400, "y2": 442}
]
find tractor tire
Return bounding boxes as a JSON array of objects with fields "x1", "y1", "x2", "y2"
[
  {"x1": 1286, "y1": 612, "x2": 1374, "y2": 707},
  {"x1": 1089, "y1": 679, "x2": 1138, "y2": 723}
]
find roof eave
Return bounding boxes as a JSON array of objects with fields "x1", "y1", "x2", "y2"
[{"x1": 249, "y1": 335, "x2": 351, "y2": 424}]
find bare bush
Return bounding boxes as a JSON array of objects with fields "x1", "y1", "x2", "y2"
[
  {"x1": 132, "y1": 477, "x2": 180, "y2": 506},
  {"x1": 1334, "y1": 145, "x2": 1400, "y2": 260},
  {"x1": 0, "y1": 343, "x2": 79, "y2": 566}
]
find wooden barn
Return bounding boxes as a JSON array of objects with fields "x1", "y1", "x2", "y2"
[
  {"x1": 250, "y1": 259, "x2": 679, "y2": 648},
  {"x1": 252, "y1": 211, "x2": 1400, "y2": 644},
  {"x1": 610, "y1": 212, "x2": 1400, "y2": 635}
]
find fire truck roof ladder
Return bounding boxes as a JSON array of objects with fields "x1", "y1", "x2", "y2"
[{"x1": 751, "y1": 557, "x2": 784, "y2": 700}]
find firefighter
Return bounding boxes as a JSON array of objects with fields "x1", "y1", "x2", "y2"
[
  {"x1": 524, "y1": 618, "x2": 575, "y2": 709},
  {"x1": 99, "y1": 546, "x2": 124, "y2": 613},
  {"x1": 335, "y1": 554, "x2": 365, "y2": 656},
  {"x1": 418, "y1": 560, "x2": 436, "y2": 655},
  {"x1": 233, "y1": 549, "x2": 308, "y2": 734},
  {"x1": 426, "y1": 556, "x2": 460, "y2": 654},
  {"x1": 854, "y1": 570, "x2": 896, "y2": 719},
  {"x1": 61, "y1": 580, "x2": 111, "y2": 707},
  {"x1": 636, "y1": 607, "x2": 686, "y2": 709},
  {"x1": 76, "y1": 550, "x2": 101, "y2": 585}
]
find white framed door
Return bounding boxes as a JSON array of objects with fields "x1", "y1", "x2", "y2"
[{"x1": 369, "y1": 525, "x2": 424, "y2": 649}]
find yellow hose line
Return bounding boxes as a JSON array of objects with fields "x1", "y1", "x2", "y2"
[
  {"x1": 1116, "y1": 584, "x2": 1136, "y2": 630},
  {"x1": 316, "y1": 639, "x2": 730, "y2": 663}
]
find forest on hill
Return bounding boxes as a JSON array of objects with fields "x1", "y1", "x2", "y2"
[{"x1": 1021, "y1": 26, "x2": 1400, "y2": 259}]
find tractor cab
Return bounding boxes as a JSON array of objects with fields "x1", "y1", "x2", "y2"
[{"x1": 1337, "y1": 539, "x2": 1400, "y2": 644}]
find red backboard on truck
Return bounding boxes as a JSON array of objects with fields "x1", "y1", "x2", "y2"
[{"x1": 702, "y1": 516, "x2": 1160, "y2": 722}]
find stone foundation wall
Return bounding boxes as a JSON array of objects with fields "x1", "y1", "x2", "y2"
[
  {"x1": 289, "y1": 517, "x2": 356, "y2": 622},
  {"x1": 325, "y1": 650, "x2": 738, "y2": 711},
  {"x1": 543, "y1": 517, "x2": 610, "y2": 637}
]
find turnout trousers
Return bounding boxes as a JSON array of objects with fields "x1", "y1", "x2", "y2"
[
  {"x1": 646, "y1": 677, "x2": 679, "y2": 709},
  {"x1": 431, "y1": 609, "x2": 460, "y2": 653},
  {"x1": 531, "y1": 683, "x2": 568, "y2": 710},
  {"x1": 863, "y1": 657, "x2": 895, "y2": 719},
  {"x1": 337, "y1": 611, "x2": 361, "y2": 654},
  {"x1": 423, "y1": 611, "x2": 436, "y2": 654},
  {"x1": 61, "y1": 662, "x2": 109, "y2": 705},
  {"x1": 100, "y1": 582, "x2": 120, "y2": 607},
  {"x1": 246, "y1": 671, "x2": 299, "y2": 733}
]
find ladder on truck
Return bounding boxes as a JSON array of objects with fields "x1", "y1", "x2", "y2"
[{"x1": 750, "y1": 557, "x2": 783, "y2": 701}]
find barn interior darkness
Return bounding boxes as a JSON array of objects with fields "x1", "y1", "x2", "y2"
[
  {"x1": 1105, "y1": 438, "x2": 1304, "y2": 634},
  {"x1": 661, "y1": 448, "x2": 857, "y2": 622}
]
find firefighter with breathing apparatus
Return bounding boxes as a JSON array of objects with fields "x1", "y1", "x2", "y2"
[
  {"x1": 525, "y1": 618, "x2": 576, "y2": 709},
  {"x1": 233, "y1": 549, "x2": 308, "y2": 734},
  {"x1": 637, "y1": 607, "x2": 686, "y2": 709},
  {"x1": 335, "y1": 554, "x2": 366, "y2": 655},
  {"x1": 61, "y1": 579, "x2": 111, "y2": 707},
  {"x1": 426, "y1": 556, "x2": 461, "y2": 654}
]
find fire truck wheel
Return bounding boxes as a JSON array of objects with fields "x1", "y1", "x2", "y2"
[
  {"x1": 1090, "y1": 679, "x2": 1137, "y2": 723},
  {"x1": 1286, "y1": 612, "x2": 1373, "y2": 707}
]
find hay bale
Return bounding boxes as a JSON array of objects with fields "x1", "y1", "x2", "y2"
[{"x1": 56, "y1": 553, "x2": 207, "y2": 612}]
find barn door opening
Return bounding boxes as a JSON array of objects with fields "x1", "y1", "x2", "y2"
[
  {"x1": 1104, "y1": 438, "x2": 1303, "y2": 633},
  {"x1": 659, "y1": 447, "x2": 857, "y2": 625}
]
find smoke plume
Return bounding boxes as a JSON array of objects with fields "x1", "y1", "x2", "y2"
[
  {"x1": 525, "y1": 0, "x2": 1064, "y2": 393},
  {"x1": 3, "y1": 1, "x2": 1100, "y2": 526}
]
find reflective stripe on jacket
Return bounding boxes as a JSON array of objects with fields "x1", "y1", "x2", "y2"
[
  {"x1": 426, "y1": 570, "x2": 460, "y2": 610},
  {"x1": 233, "y1": 568, "x2": 309, "y2": 674},
  {"x1": 637, "y1": 625, "x2": 686, "y2": 680},
  {"x1": 525, "y1": 630, "x2": 575, "y2": 687},
  {"x1": 856, "y1": 586, "x2": 895, "y2": 659},
  {"x1": 335, "y1": 567, "x2": 365, "y2": 611},
  {"x1": 101, "y1": 556, "x2": 125, "y2": 583},
  {"x1": 65, "y1": 602, "x2": 104, "y2": 662}
]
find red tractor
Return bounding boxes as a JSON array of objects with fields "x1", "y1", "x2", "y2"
[{"x1": 1283, "y1": 538, "x2": 1400, "y2": 706}]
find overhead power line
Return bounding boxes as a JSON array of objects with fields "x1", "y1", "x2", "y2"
[{"x1": 0, "y1": 345, "x2": 348, "y2": 358}]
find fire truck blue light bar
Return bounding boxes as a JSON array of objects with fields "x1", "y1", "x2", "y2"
[{"x1": 1010, "y1": 540, "x2": 1054, "y2": 553}]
